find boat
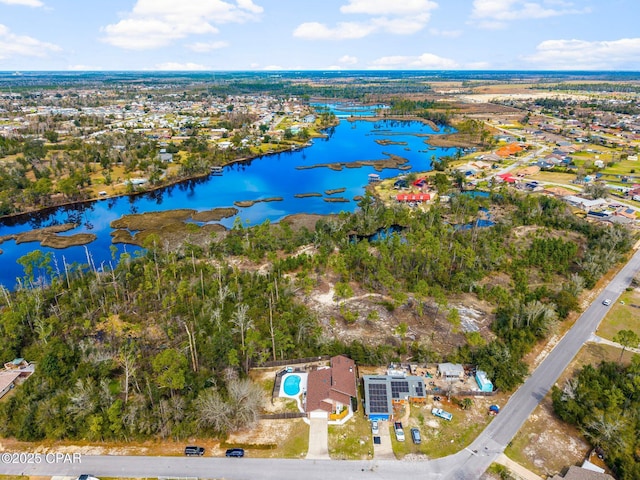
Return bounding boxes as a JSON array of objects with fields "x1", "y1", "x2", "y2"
[{"x1": 210, "y1": 166, "x2": 223, "y2": 175}]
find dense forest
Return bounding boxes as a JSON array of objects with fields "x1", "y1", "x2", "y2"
[
  {"x1": 552, "y1": 359, "x2": 640, "y2": 480},
  {"x1": 0, "y1": 189, "x2": 633, "y2": 442},
  {"x1": 385, "y1": 98, "x2": 452, "y2": 126}
]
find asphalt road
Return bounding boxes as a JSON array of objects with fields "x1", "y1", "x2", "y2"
[{"x1": 3, "y1": 249, "x2": 639, "y2": 480}]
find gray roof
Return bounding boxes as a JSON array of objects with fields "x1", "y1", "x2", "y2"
[
  {"x1": 362, "y1": 375, "x2": 426, "y2": 417},
  {"x1": 438, "y1": 363, "x2": 465, "y2": 378}
]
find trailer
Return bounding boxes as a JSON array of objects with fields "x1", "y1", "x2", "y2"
[{"x1": 431, "y1": 408, "x2": 453, "y2": 421}]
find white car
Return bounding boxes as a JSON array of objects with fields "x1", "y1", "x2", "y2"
[
  {"x1": 371, "y1": 420, "x2": 379, "y2": 435},
  {"x1": 602, "y1": 299, "x2": 611, "y2": 306}
]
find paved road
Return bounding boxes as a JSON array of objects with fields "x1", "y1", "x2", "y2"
[
  {"x1": 3, "y1": 249, "x2": 640, "y2": 480},
  {"x1": 441, "y1": 246, "x2": 640, "y2": 479}
]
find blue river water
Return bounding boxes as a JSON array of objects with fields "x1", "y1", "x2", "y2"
[{"x1": 0, "y1": 111, "x2": 453, "y2": 288}]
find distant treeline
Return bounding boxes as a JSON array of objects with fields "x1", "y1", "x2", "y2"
[
  {"x1": 386, "y1": 98, "x2": 452, "y2": 125},
  {"x1": 535, "y1": 82, "x2": 640, "y2": 94}
]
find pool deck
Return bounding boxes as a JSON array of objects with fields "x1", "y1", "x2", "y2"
[{"x1": 279, "y1": 372, "x2": 308, "y2": 400}]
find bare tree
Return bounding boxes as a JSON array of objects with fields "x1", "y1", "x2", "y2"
[
  {"x1": 68, "y1": 378, "x2": 97, "y2": 419},
  {"x1": 118, "y1": 347, "x2": 138, "y2": 404},
  {"x1": 227, "y1": 378, "x2": 264, "y2": 430},
  {"x1": 231, "y1": 303, "x2": 253, "y2": 372},
  {"x1": 583, "y1": 411, "x2": 624, "y2": 448},
  {"x1": 195, "y1": 389, "x2": 233, "y2": 432}
]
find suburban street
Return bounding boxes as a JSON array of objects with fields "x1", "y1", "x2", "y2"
[{"x1": 2, "y1": 248, "x2": 640, "y2": 480}]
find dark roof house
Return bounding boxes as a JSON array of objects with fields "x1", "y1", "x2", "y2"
[
  {"x1": 362, "y1": 374, "x2": 427, "y2": 420},
  {"x1": 305, "y1": 355, "x2": 356, "y2": 415}
]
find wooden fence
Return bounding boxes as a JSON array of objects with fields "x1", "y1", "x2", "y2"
[
  {"x1": 424, "y1": 389, "x2": 498, "y2": 397},
  {"x1": 259, "y1": 412, "x2": 307, "y2": 420},
  {"x1": 258, "y1": 355, "x2": 330, "y2": 368}
]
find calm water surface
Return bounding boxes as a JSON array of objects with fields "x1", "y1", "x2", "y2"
[{"x1": 0, "y1": 112, "x2": 452, "y2": 288}]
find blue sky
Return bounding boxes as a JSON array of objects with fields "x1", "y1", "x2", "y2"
[{"x1": 0, "y1": 0, "x2": 639, "y2": 71}]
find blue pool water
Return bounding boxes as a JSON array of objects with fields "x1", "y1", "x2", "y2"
[
  {"x1": 0, "y1": 104, "x2": 455, "y2": 288},
  {"x1": 283, "y1": 375, "x2": 301, "y2": 396}
]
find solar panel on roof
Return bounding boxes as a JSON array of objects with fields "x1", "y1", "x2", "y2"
[
  {"x1": 367, "y1": 383, "x2": 389, "y2": 414},
  {"x1": 414, "y1": 382, "x2": 424, "y2": 397},
  {"x1": 390, "y1": 380, "x2": 410, "y2": 398}
]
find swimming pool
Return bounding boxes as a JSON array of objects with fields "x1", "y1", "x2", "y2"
[
  {"x1": 279, "y1": 372, "x2": 308, "y2": 399},
  {"x1": 283, "y1": 374, "x2": 301, "y2": 395}
]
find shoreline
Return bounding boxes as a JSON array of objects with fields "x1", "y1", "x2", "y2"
[
  {"x1": 0, "y1": 113, "x2": 460, "y2": 228},
  {"x1": 347, "y1": 114, "x2": 440, "y2": 131}
]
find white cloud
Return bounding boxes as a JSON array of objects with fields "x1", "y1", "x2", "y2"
[
  {"x1": 67, "y1": 64, "x2": 103, "y2": 71},
  {"x1": 471, "y1": 0, "x2": 589, "y2": 29},
  {"x1": 465, "y1": 61, "x2": 491, "y2": 69},
  {"x1": 371, "y1": 56, "x2": 412, "y2": 67},
  {"x1": 370, "y1": 52, "x2": 458, "y2": 69},
  {"x1": 409, "y1": 53, "x2": 458, "y2": 68},
  {"x1": 236, "y1": 0, "x2": 263, "y2": 14},
  {"x1": 524, "y1": 38, "x2": 640, "y2": 70},
  {"x1": 293, "y1": 21, "x2": 376, "y2": 40},
  {"x1": 372, "y1": 14, "x2": 432, "y2": 35},
  {"x1": 294, "y1": 0, "x2": 437, "y2": 41},
  {"x1": 340, "y1": 0, "x2": 437, "y2": 16},
  {"x1": 0, "y1": 24, "x2": 61, "y2": 60},
  {"x1": 156, "y1": 62, "x2": 210, "y2": 70},
  {"x1": 187, "y1": 41, "x2": 229, "y2": 52},
  {"x1": 338, "y1": 55, "x2": 358, "y2": 65},
  {"x1": 0, "y1": 0, "x2": 43, "y2": 7},
  {"x1": 262, "y1": 65, "x2": 284, "y2": 70},
  {"x1": 102, "y1": 0, "x2": 263, "y2": 50},
  {"x1": 429, "y1": 28, "x2": 462, "y2": 38}
]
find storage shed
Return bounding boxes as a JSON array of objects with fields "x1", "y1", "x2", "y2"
[
  {"x1": 475, "y1": 370, "x2": 494, "y2": 392},
  {"x1": 437, "y1": 363, "x2": 464, "y2": 381}
]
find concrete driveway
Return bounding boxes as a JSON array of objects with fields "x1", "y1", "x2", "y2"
[
  {"x1": 306, "y1": 413, "x2": 329, "y2": 459},
  {"x1": 372, "y1": 420, "x2": 395, "y2": 460}
]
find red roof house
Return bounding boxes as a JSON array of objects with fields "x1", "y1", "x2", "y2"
[
  {"x1": 396, "y1": 193, "x2": 431, "y2": 202},
  {"x1": 497, "y1": 173, "x2": 517, "y2": 184},
  {"x1": 305, "y1": 355, "x2": 356, "y2": 416}
]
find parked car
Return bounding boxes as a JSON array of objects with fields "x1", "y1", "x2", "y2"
[
  {"x1": 371, "y1": 420, "x2": 379, "y2": 435},
  {"x1": 602, "y1": 299, "x2": 611, "y2": 306},
  {"x1": 410, "y1": 428, "x2": 421, "y2": 445},
  {"x1": 393, "y1": 421, "x2": 405, "y2": 442},
  {"x1": 431, "y1": 408, "x2": 453, "y2": 421},
  {"x1": 225, "y1": 448, "x2": 245, "y2": 458},
  {"x1": 184, "y1": 446, "x2": 205, "y2": 456}
]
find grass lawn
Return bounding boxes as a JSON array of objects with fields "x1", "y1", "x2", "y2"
[
  {"x1": 263, "y1": 419, "x2": 309, "y2": 459},
  {"x1": 391, "y1": 402, "x2": 494, "y2": 459},
  {"x1": 602, "y1": 158, "x2": 640, "y2": 176},
  {"x1": 597, "y1": 288, "x2": 640, "y2": 342},
  {"x1": 328, "y1": 411, "x2": 373, "y2": 460},
  {"x1": 528, "y1": 171, "x2": 579, "y2": 185}
]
